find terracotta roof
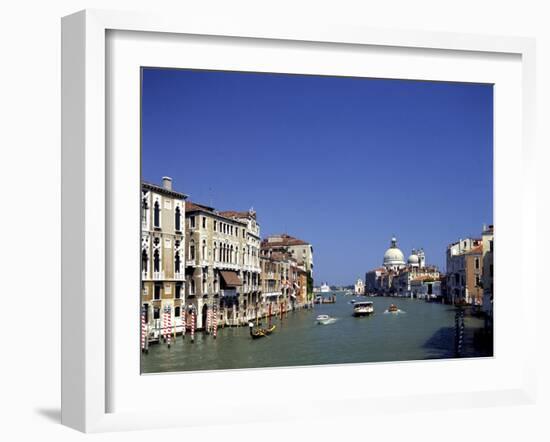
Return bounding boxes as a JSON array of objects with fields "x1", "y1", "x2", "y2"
[
  {"x1": 219, "y1": 210, "x2": 257, "y2": 220},
  {"x1": 261, "y1": 234, "x2": 310, "y2": 247},
  {"x1": 185, "y1": 201, "x2": 248, "y2": 225},
  {"x1": 185, "y1": 201, "x2": 215, "y2": 213}
]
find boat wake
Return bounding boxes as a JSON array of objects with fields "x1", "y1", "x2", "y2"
[
  {"x1": 384, "y1": 309, "x2": 406, "y2": 314},
  {"x1": 316, "y1": 317, "x2": 338, "y2": 325}
]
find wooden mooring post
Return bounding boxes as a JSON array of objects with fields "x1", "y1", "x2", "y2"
[{"x1": 454, "y1": 307, "x2": 465, "y2": 357}]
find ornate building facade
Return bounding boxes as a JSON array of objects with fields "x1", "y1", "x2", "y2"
[
  {"x1": 184, "y1": 203, "x2": 261, "y2": 329},
  {"x1": 141, "y1": 177, "x2": 188, "y2": 337}
]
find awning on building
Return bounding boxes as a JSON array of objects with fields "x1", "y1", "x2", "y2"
[{"x1": 220, "y1": 270, "x2": 243, "y2": 287}]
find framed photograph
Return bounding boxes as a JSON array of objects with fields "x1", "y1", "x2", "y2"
[{"x1": 61, "y1": 9, "x2": 537, "y2": 432}]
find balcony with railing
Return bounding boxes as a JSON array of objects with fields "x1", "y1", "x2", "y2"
[
  {"x1": 186, "y1": 258, "x2": 211, "y2": 268},
  {"x1": 153, "y1": 270, "x2": 165, "y2": 280},
  {"x1": 213, "y1": 261, "x2": 239, "y2": 271}
]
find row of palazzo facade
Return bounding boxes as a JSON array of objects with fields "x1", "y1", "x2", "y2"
[{"x1": 141, "y1": 177, "x2": 314, "y2": 341}]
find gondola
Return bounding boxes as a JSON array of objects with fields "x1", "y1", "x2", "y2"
[
  {"x1": 249, "y1": 322, "x2": 267, "y2": 339},
  {"x1": 262, "y1": 325, "x2": 276, "y2": 335}
]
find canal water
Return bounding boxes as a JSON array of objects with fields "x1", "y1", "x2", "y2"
[{"x1": 141, "y1": 293, "x2": 492, "y2": 374}]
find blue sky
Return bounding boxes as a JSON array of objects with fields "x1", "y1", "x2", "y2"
[{"x1": 141, "y1": 68, "x2": 493, "y2": 285}]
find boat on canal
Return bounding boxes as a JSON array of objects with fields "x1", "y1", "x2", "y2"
[
  {"x1": 248, "y1": 322, "x2": 276, "y2": 339},
  {"x1": 388, "y1": 304, "x2": 399, "y2": 313},
  {"x1": 249, "y1": 323, "x2": 267, "y2": 339},
  {"x1": 353, "y1": 301, "x2": 374, "y2": 317},
  {"x1": 315, "y1": 295, "x2": 336, "y2": 304},
  {"x1": 316, "y1": 314, "x2": 336, "y2": 325}
]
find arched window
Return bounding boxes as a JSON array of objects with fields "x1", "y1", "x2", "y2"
[
  {"x1": 214, "y1": 242, "x2": 218, "y2": 262},
  {"x1": 141, "y1": 249, "x2": 148, "y2": 273},
  {"x1": 190, "y1": 278, "x2": 195, "y2": 295},
  {"x1": 153, "y1": 249, "x2": 160, "y2": 272},
  {"x1": 175, "y1": 206, "x2": 181, "y2": 231},
  {"x1": 153, "y1": 200, "x2": 160, "y2": 228},
  {"x1": 175, "y1": 251, "x2": 181, "y2": 273},
  {"x1": 189, "y1": 240, "x2": 195, "y2": 260},
  {"x1": 141, "y1": 194, "x2": 149, "y2": 225},
  {"x1": 202, "y1": 240, "x2": 207, "y2": 262}
]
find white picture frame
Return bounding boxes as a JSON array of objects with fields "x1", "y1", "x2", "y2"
[{"x1": 61, "y1": 9, "x2": 537, "y2": 433}]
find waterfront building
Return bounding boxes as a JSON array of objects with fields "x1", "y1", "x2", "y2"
[
  {"x1": 141, "y1": 177, "x2": 188, "y2": 338},
  {"x1": 262, "y1": 234, "x2": 314, "y2": 273},
  {"x1": 354, "y1": 278, "x2": 365, "y2": 295},
  {"x1": 185, "y1": 203, "x2": 260, "y2": 329},
  {"x1": 365, "y1": 237, "x2": 441, "y2": 296},
  {"x1": 409, "y1": 277, "x2": 442, "y2": 299},
  {"x1": 261, "y1": 233, "x2": 314, "y2": 301},
  {"x1": 446, "y1": 236, "x2": 484, "y2": 305},
  {"x1": 365, "y1": 267, "x2": 387, "y2": 293},
  {"x1": 296, "y1": 266, "x2": 309, "y2": 306},
  {"x1": 260, "y1": 250, "x2": 284, "y2": 315},
  {"x1": 481, "y1": 225, "x2": 494, "y2": 317},
  {"x1": 392, "y1": 265, "x2": 441, "y2": 297},
  {"x1": 218, "y1": 209, "x2": 262, "y2": 321}
]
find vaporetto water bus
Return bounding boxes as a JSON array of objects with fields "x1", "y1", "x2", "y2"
[{"x1": 353, "y1": 301, "x2": 374, "y2": 317}]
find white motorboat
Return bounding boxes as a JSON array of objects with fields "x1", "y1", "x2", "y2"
[
  {"x1": 353, "y1": 301, "x2": 374, "y2": 317},
  {"x1": 316, "y1": 314, "x2": 336, "y2": 325}
]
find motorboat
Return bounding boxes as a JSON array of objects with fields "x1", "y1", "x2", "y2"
[
  {"x1": 388, "y1": 304, "x2": 399, "y2": 313},
  {"x1": 353, "y1": 301, "x2": 374, "y2": 317},
  {"x1": 316, "y1": 314, "x2": 335, "y2": 325}
]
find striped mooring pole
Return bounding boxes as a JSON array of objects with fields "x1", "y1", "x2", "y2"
[
  {"x1": 141, "y1": 306, "x2": 148, "y2": 353},
  {"x1": 190, "y1": 307, "x2": 196, "y2": 343},
  {"x1": 455, "y1": 308, "x2": 465, "y2": 357},
  {"x1": 164, "y1": 305, "x2": 172, "y2": 348},
  {"x1": 212, "y1": 305, "x2": 218, "y2": 339},
  {"x1": 207, "y1": 306, "x2": 212, "y2": 334},
  {"x1": 162, "y1": 309, "x2": 167, "y2": 343},
  {"x1": 181, "y1": 310, "x2": 186, "y2": 340}
]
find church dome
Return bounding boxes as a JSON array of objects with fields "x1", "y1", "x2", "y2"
[
  {"x1": 383, "y1": 237, "x2": 406, "y2": 268},
  {"x1": 407, "y1": 253, "x2": 419, "y2": 265}
]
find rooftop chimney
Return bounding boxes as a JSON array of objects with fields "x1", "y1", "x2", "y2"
[{"x1": 162, "y1": 176, "x2": 172, "y2": 191}]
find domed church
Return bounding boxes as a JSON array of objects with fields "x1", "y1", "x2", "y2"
[
  {"x1": 383, "y1": 237, "x2": 426, "y2": 271},
  {"x1": 383, "y1": 237, "x2": 406, "y2": 271}
]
